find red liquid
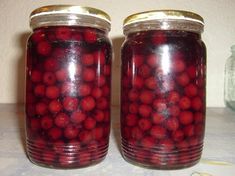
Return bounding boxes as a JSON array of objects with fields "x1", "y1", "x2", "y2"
[
  {"x1": 26, "y1": 26, "x2": 112, "y2": 168},
  {"x1": 121, "y1": 30, "x2": 206, "y2": 169}
]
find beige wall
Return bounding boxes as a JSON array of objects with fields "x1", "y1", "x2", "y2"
[{"x1": 0, "y1": 0, "x2": 235, "y2": 106}]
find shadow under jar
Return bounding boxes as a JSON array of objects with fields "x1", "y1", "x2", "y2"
[
  {"x1": 121, "y1": 10, "x2": 206, "y2": 169},
  {"x1": 25, "y1": 5, "x2": 112, "y2": 168}
]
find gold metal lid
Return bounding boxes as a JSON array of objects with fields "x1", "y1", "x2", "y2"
[
  {"x1": 30, "y1": 5, "x2": 111, "y2": 31},
  {"x1": 123, "y1": 10, "x2": 204, "y2": 34}
]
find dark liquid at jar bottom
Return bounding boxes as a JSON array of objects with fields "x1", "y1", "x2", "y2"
[
  {"x1": 121, "y1": 30, "x2": 206, "y2": 169},
  {"x1": 26, "y1": 26, "x2": 112, "y2": 168}
]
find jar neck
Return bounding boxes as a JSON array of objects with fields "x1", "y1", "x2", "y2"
[{"x1": 126, "y1": 30, "x2": 201, "y2": 40}]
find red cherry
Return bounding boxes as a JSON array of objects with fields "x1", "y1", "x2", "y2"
[
  {"x1": 84, "y1": 29, "x2": 97, "y2": 43},
  {"x1": 159, "y1": 139, "x2": 175, "y2": 150},
  {"x1": 176, "y1": 72, "x2": 190, "y2": 87},
  {"x1": 165, "y1": 117, "x2": 179, "y2": 131},
  {"x1": 150, "y1": 125, "x2": 167, "y2": 139},
  {"x1": 34, "y1": 84, "x2": 45, "y2": 97},
  {"x1": 84, "y1": 117, "x2": 96, "y2": 130},
  {"x1": 96, "y1": 97, "x2": 108, "y2": 110},
  {"x1": 183, "y1": 125, "x2": 195, "y2": 137},
  {"x1": 153, "y1": 98, "x2": 167, "y2": 112},
  {"x1": 172, "y1": 130, "x2": 184, "y2": 142},
  {"x1": 161, "y1": 76, "x2": 175, "y2": 93},
  {"x1": 103, "y1": 64, "x2": 111, "y2": 76},
  {"x1": 71, "y1": 111, "x2": 86, "y2": 124},
  {"x1": 140, "y1": 136, "x2": 155, "y2": 148},
  {"x1": 63, "y1": 97, "x2": 78, "y2": 112},
  {"x1": 81, "y1": 96, "x2": 96, "y2": 111},
  {"x1": 35, "y1": 102, "x2": 48, "y2": 115},
  {"x1": 194, "y1": 112, "x2": 204, "y2": 124},
  {"x1": 191, "y1": 96, "x2": 203, "y2": 110},
  {"x1": 64, "y1": 125, "x2": 79, "y2": 139},
  {"x1": 94, "y1": 50, "x2": 105, "y2": 65},
  {"x1": 167, "y1": 91, "x2": 180, "y2": 103},
  {"x1": 77, "y1": 83, "x2": 91, "y2": 97},
  {"x1": 31, "y1": 70, "x2": 42, "y2": 83},
  {"x1": 55, "y1": 113, "x2": 69, "y2": 128},
  {"x1": 145, "y1": 76, "x2": 157, "y2": 90},
  {"x1": 176, "y1": 140, "x2": 189, "y2": 150},
  {"x1": 60, "y1": 82, "x2": 77, "y2": 97},
  {"x1": 152, "y1": 31, "x2": 167, "y2": 44},
  {"x1": 93, "y1": 110, "x2": 105, "y2": 122},
  {"x1": 138, "y1": 64, "x2": 151, "y2": 78},
  {"x1": 138, "y1": 104, "x2": 152, "y2": 117},
  {"x1": 128, "y1": 89, "x2": 139, "y2": 101},
  {"x1": 44, "y1": 58, "x2": 59, "y2": 71},
  {"x1": 55, "y1": 68, "x2": 68, "y2": 82},
  {"x1": 187, "y1": 66, "x2": 197, "y2": 79},
  {"x1": 188, "y1": 137, "x2": 199, "y2": 146},
  {"x1": 132, "y1": 76, "x2": 144, "y2": 89},
  {"x1": 43, "y1": 72, "x2": 56, "y2": 85},
  {"x1": 55, "y1": 27, "x2": 72, "y2": 40},
  {"x1": 82, "y1": 68, "x2": 96, "y2": 82},
  {"x1": 179, "y1": 111, "x2": 193, "y2": 125},
  {"x1": 179, "y1": 96, "x2": 191, "y2": 110},
  {"x1": 138, "y1": 118, "x2": 152, "y2": 131},
  {"x1": 45, "y1": 86, "x2": 60, "y2": 99},
  {"x1": 41, "y1": 115, "x2": 53, "y2": 130},
  {"x1": 168, "y1": 105, "x2": 180, "y2": 117},
  {"x1": 49, "y1": 100, "x2": 62, "y2": 114},
  {"x1": 31, "y1": 29, "x2": 46, "y2": 43},
  {"x1": 102, "y1": 85, "x2": 110, "y2": 97},
  {"x1": 81, "y1": 54, "x2": 94, "y2": 66},
  {"x1": 33, "y1": 137, "x2": 46, "y2": 149},
  {"x1": 131, "y1": 127, "x2": 143, "y2": 140},
  {"x1": 129, "y1": 103, "x2": 138, "y2": 114},
  {"x1": 147, "y1": 54, "x2": 159, "y2": 67},
  {"x1": 72, "y1": 33, "x2": 83, "y2": 41},
  {"x1": 132, "y1": 55, "x2": 144, "y2": 68},
  {"x1": 184, "y1": 84, "x2": 198, "y2": 97},
  {"x1": 59, "y1": 154, "x2": 75, "y2": 167},
  {"x1": 37, "y1": 41, "x2": 51, "y2": 56},
  {"x1": 78, "y1": 152, "x2": 91, "y2": 166},
  {"x1": 195, "y1": 124, "x2": 205, "y2": 136},
  {"x1": 52, "y1": 47, "x2": 66, "y2": 60},
  {"x1": 79, "y1": 131, "x2": 92, "y2": 144},
  {"x1": 92, "y1": 127, "x2": 104, "y2": 140},
  {"x1": 125, "y1": 114, "x2": 137, "y2": 127},
  {"x1": 48, "y1": 127, "x2": 62, "y2": 140},
  {"x1": 30, "y1": 118, "x2": 41, "y2": 131},
  {"x1": 152, "y1": 112, "x2": 165, "y2": 124},
  {"x1": 139, "y1": 90, "x2": 154, "y2": 104},
  {"x1": 172, "y1": 52, "x2": 185, "y2": 73},
  {"x1": 42, "y1": 151, "x2": 55, "y2": 164},
  {"x1": 91, "y1": 87, "x2": 102, "y2": 99}
]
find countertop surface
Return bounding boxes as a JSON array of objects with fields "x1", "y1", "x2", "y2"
[{"x1": 0, "y1": 104, "x2": 235, "y2": 176}]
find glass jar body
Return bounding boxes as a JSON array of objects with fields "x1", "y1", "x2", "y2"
[
  {"x1": 121, "y1": 30, "x2": 206, "y2": 169},
  {"x1": 225, "y1": 48, "x2": 235, "y2": 110},
  {"x1": 26, "y1": 26, "x2": 112, "y2": 168}
]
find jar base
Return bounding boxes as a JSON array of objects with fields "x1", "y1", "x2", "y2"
[
  {"x1": 121, "y1": 138, "x2": 203, "y2": 170},
  {"x1": 26, "y1": 138, "x2": 109, "y2": 168}
]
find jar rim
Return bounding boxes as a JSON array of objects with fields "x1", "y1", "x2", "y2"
[
  {"x1": 123, "y1": 10, "x2": 204, "y2": 35},
  {"x1": 30, "y1": 5, "x2": 111, "y2": 31},
  {"x1": 123, "y1": 10, "x2": 204, "y2": 26}
]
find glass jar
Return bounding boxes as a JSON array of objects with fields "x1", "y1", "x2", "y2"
[
  {"x1": 25, "y1": 5, "x2": 112, "y2": 168},
  {"x1": 225, "y1": 45, "x2": 235, "y2": 110},
  {"x1": 121, "y1": 10, "x2": 206, "y2": 169}
]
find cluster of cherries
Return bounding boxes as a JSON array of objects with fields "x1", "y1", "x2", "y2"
[
  {"x1": 26, "y1": 26, "x2": 111, "y2": 168},
  {"x1": 121, "y1": 31, "x2": 206, "y2": 168}
]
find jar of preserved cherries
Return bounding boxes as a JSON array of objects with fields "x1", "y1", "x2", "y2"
[
  {"x1": 25, "y1": 5, "x2": 112, "y2": 168},
  {"x1": 121, "y1": 10, "x2": 206, "y2": 169}
]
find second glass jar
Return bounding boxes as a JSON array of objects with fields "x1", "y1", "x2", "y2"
[{"x1": 121, "y1": 10, "x2": 206, "y2": 169}]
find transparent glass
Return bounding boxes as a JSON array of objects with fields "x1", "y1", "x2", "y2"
[
  {"x1": 26, "y1": 26, "x2": 112, "y2": 168},
  {"x1": 121, "y1": 30, "x2": 206, "y2": 169},
  {"x1": 225, "y1": 45, "x2": 235, "y2": 110}
]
